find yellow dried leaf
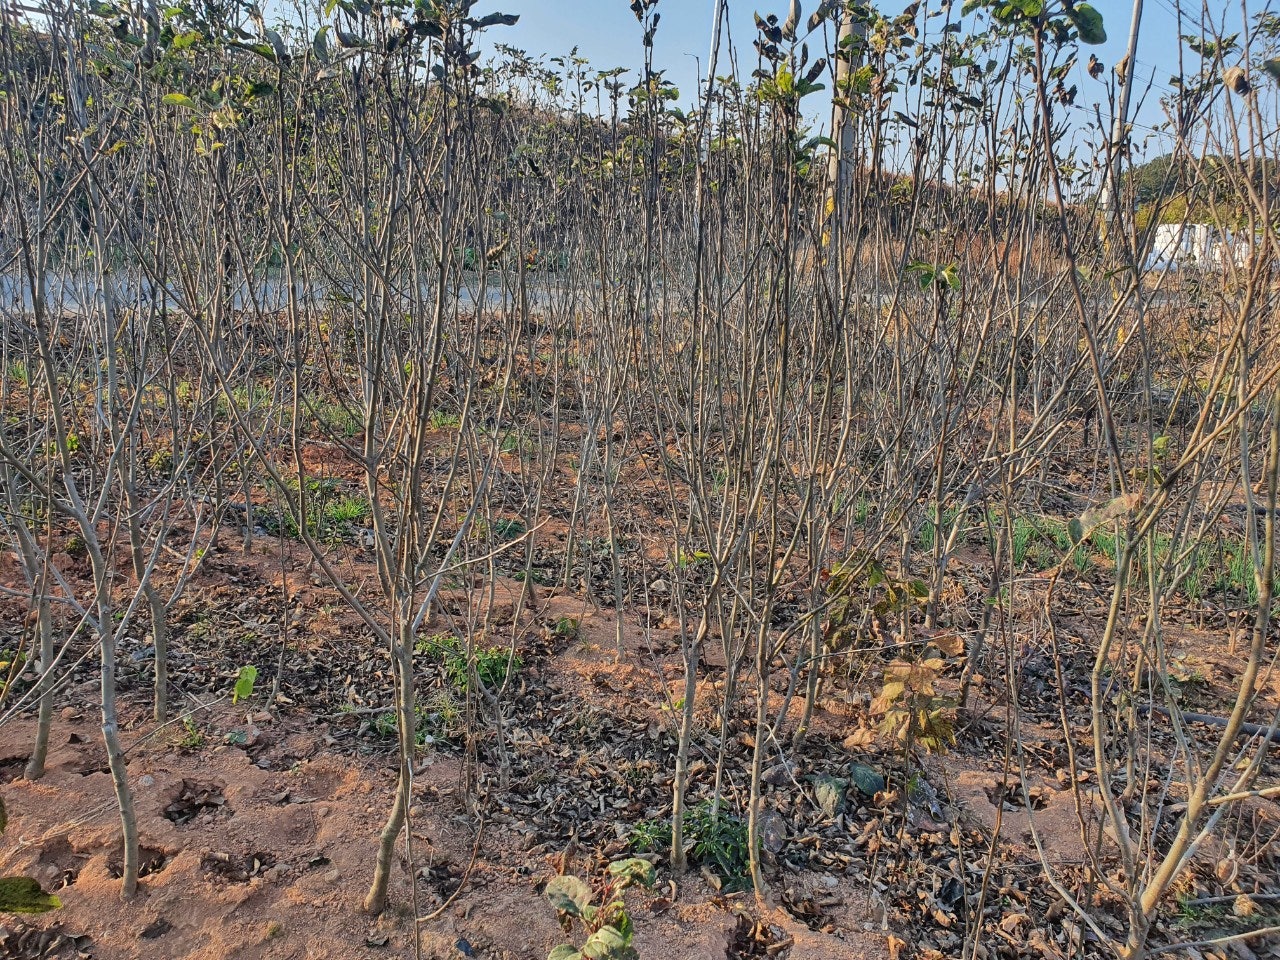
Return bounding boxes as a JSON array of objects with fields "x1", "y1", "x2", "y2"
[
  {"x1": 1000, "y1": 913, "x2": 1028, "y2": 934},
  {"x1": 934, "y1": 634, "x2": 965, "y2": 657}
]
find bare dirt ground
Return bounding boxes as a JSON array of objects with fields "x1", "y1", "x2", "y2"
[
  {"x1": 2, "y1": 432, "x2": 1279, "y2": 960},
  {"x1": 0, "y1": 553, "x2": 899, "y2": 960},
  {"x1": 2, "y1": 705, "x2": 878, "y2": 960}
]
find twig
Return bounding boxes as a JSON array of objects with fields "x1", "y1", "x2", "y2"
[
  {"x1": 331, "y1": 704, "x2": 394, "y2": 717},
  {"x1": 1141, "y1": 704, "x2": 1280, "y2": 744},
  {"x1": 417, "y1": 815, "x2": 487, "y2": 925},
  {"x1": 1182, "y1": 893, "x2": 1280, "y2": 908},
  {"x1": 1158, "y1": 924, "x2": 1280, "y2": 954}
]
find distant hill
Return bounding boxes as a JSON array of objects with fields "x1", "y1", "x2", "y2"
[{"x1": 1120, "y1": 153, "x2": 1278, "y2": 229}]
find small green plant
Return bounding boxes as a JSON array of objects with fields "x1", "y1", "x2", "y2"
[
  {"x1": 852, "y1": 494, "x2": 874, "y2": 526},
  {"x1": 0, "y1": 799, "x2": 62, "y2": 915},
  {"x1": 186, "y1": 611, "x2": 214, "y2": 642},
  {"x1": 545, "y1": 857, "x2": 656, "y2": 960},
  {"x1": 325, "y1": 495, "x2": 371, "y2": 529},
  {"x1": 430, "y1": 409, "x2": 460, "y2": 429},
  {"x1": 147, "y1": 447, "x2": 174, "y2": 475},
  {"x1": 263, "y1": 475, "x2": 351, "y2": 540},
  {"x1": 311, "y1": 398, "x2": 363, "y2": 438},
  {"x1": 553, "y1": 616, "x2": 580, "y2": 641},
  {"x1": 1227, "y1": 545, "x2": 1254, "y2": 602},
  {"x1": 472, "y1": 646, "x2": 521, "y2": 688},
  {"x1": 821, "y1": 552, "x2": 927, "y2": 653},
  {"x1": 917, "y1": 504, "x2": 963, "y2": 552},
  {"x1": 371, "y1": 711, "x2": 398, "y2": 739},
  {"x1": 1137, "y1": 532, "x2": 1174, "y2": 582},
  {"x1": 367, "y1": 697, "x2": 459, "y2": 748},
  {"x1": 417, "y1": 633, "x2": 521, "y2": 690},
  {"x1": 415, "y1": 632, "x2": 454, "y2": 657},
  {"x1": 1181, "y1": 545, "x2": 1218, "y2": 602},
  {"x1": 217, "y1": 382, "x2": 274, "y2": 418},
  {"x1": 417, "y1": 691, "x2": 461, "y2": 745},
  {"x1": 906, "y1": 259, "x2": 960, "y2": 291},
  {"x1": 631, "y1": 801, "x2": 751, "y2": 891},
  {"x1": 501, "y1": 430, "x2": 535, "y2": 456},
  {"x1": 233, "y1": 665, "x2": 258, "y2": 704},
  {"x1": 1047, "y1": 519, "x2": 1093, "y2": 574},
  {"x1": 986, "y1": 512, "x2": 1096, "y2": 574},
  {"x1": 492, "y1": 517, "x2": 526, "y2": 540},
  {"x1": 1174, "y1": 895, "x2": 1232, "y2": 933},
  {"x1": 1010, "y1": 515, "x2": 1037, "y2": 567},
  {"x1": 674, "y1": 548, "x2": 712, "y2": 569},
  {"x1": 628, "y1": 818, "x2": 669, "y2": 853},
  {"x1": 512, "y1": 570, "x2": 552, "y2": 586},
  {"x1": 1091, "y1": 526, "x2": 1119, "y2": 565},
  {"x1": 1217, "y1": 539, "x2": 1280, "y2": 605},
  {"x1": 918, "y1": 516, "x2": 937, "y2": 552},
  {"x1": 177, "y1": 716, "x2": 205, "y2": 749},
  {"x1": 870, "y1": 634, "x2": 963, "y2": 757}
]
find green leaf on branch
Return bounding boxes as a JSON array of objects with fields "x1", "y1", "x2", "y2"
[
  {"x1": 171, "y1": 30, "x2": 202, "y2": 50},
  {"x1": 1069, "y1": 4, "x2": 1106, "y2": 44},
  {"x1": 229, "y1": 39, "x2": 278, "y2": 62},
  {"x1": 162, "y1": 93, "x2": 196, "y2": 108},
  {"x1": 471, "y1": 12, "x2": 519, "y2": 28},
  {"x1": 313, "y1": 26, "x2": 330, "y2": 64},
  {"x1": 335, "y1": 29, "x2": 369, "y2": 49}
]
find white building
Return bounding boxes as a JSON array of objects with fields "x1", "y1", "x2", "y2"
[{"x1": 1146, "y1": 223, "x2": 1251, "y2": 271}]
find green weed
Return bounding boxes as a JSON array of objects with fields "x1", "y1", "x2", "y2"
[
  {"x1": 311, "y1": 398, "x2": 363, "y2": 438},
  {"x1": 544, "y1": 858, "x2": 655, "y2": 960},
  {"x1": 918, "y1": 504, "x2": 963, "y2": 552},
  {"x1": 325, "y1": 495, "x2": 371, "y2": 529},
  {"x1": 553, "y1": 616, "x2": 581, "y2": 641},
  {"x1": 417, "y1": 633, "x2": 521, "y2": 690},
  {"x1": 492, "y1": 517, "x2": 526, "y2": 541},
  {"x1": 177, "y1": 716, "x2": 204, "y2": 749},
  {"x1": 631, "y1": 800, "x2": 751, "y2": 891}
]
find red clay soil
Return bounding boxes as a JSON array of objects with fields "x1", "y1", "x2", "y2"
[{"x1": 0, "y1": 702, "x2": 890, "y2": 960}]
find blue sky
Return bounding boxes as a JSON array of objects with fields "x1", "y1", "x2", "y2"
[{"x1": 480, "y1": 1, "x2": 1262, "y2": 162}]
